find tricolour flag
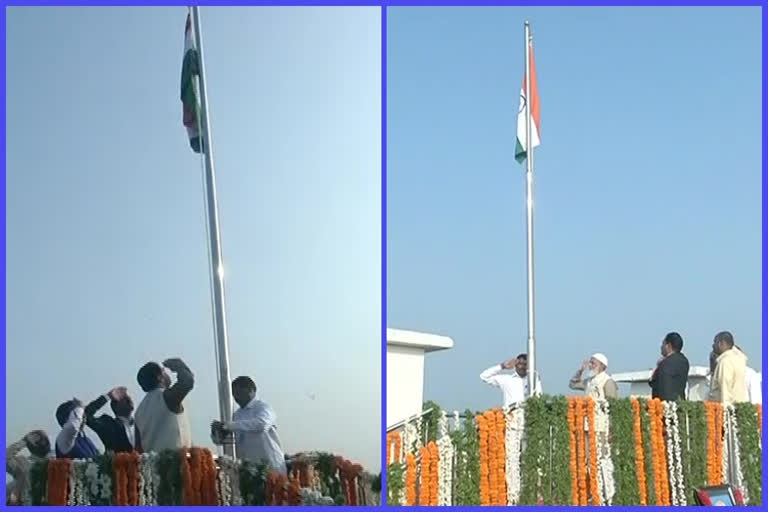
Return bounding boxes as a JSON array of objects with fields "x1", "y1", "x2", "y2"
[
  {"x1": 514, "y1": 43, "x2": 540, "y2": 164},
  {"x1": 181, "y1": 13, "x2": 203, "y2": 153}
]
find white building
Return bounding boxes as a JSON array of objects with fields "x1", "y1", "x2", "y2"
[
  {"x1": 386, "y1": 328, "x2": 453, "y2": 429},
  {"x1": 611, "y1": 366, "x2": 711, "y2": 400}
]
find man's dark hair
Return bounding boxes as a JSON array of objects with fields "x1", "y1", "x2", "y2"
[
  {"x1": 55, "y1": 400, "x2": 76, "y2": 427},
  {"x1": 663, "y1": 332, "x2": 684, "y2": 352},
  {"x1": 27, "y1": 434, "x2": 51, "y2": 458},
  {"x1": 714, "y1": 331, "x2": 734, "y2": 348},
  {"x1": 137, "y1": 362, "x2": 163, "y2": 392},
  {"x1": 232, "y1": 376, "x2": 257, "y2": 392},
  {"x1": 516, "y1": 353, "x2": 528, "y2": 361}
]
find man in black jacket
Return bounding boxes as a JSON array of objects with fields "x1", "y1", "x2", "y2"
[
  {"x1": 649, "y1": 332, "x2": 690, "y2": 401},
  {"x1": 84, "y1": 386, "x2": 141, "y2": 453}
]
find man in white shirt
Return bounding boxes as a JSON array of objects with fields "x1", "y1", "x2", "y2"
[
  {"x1": 211, "y1": 376, "x2": 287, "y2": 473},
  {"x1": 480, "y1": 353, "x2": 542, "y2": 408}
]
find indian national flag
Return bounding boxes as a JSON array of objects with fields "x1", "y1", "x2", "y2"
[
  {"x1": 514, "y1": 43, "x2": 540, "y2": 164},
  {"x1": 181, "y1": 13, "x2": 203, "y2": 153}
]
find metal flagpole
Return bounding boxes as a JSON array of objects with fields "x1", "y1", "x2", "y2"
[
  {"x1": 524, "y1": 21, "x2": 537, "y2": 397},
  {"x1": 191, "y1": 5, "x2": 235, "y2": 458}
]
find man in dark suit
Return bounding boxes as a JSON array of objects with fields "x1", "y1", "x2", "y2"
[
  {"x1": 649, "y1": 332, "x2": 690, "y2": 401},
  {"x1": 84, "y1": 386, "x2": 141, "y2": 453}
]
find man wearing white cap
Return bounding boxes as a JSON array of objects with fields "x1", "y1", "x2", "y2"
[{"x1": 569, "y1": 353, "x2": 618, "y2": 399}]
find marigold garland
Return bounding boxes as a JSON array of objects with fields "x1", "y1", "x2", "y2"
[
  {"x1": 113, "y1": 453, "x2": 127, "y2": 506},
  {"x1": 757, "y1": 404, "x2": 762, "y2": 438},
  {"x1": 630, "y1": 398, "x2": 648, "y2": 505},
  {"x1": 706, "y1": 401, "x2": 724, "y2": 486},
  {"x1": 428, "y1": 441, "x2": 440, "y2": 506},
  {"x1": 705, "y1": 402, "x2": 716, "y2": 485},
  {"x1": 46, "y1": 458, "x2": 71, "y2": 506},
  {"x1": 387, "y1": 432, "x2": 402, "y2": 466},
  {"x1": 484, "y1": 410, "x2": 499, "y2": 506},
  {"x1": 113, "y1": 452, "x2": 140, "y2": 506},
  {"x1": 567, "y1": 398, "x2": 579, "y2": 506},
  {"x1": 476, "y1": 413, "x2": 490, "y2": 505},
  {"x1": 655, "y1": 400, "x2": 670, "y2": 505},
  {"x1": 200, "y1": 449, "x2": 218, "y2": 505},
  {"x1": 405, "y1": 453, "x2": 417, "y2": 506},
  {"x1": 180, "y1": 448, "x2": 195, "y2": 505},
  {"x1": 418, "y1": 445, "x2": 430, "y2": 505},
  {"x1": 494, "y1": 408, "x2": 507, "y2": 505},
  {"x1": 575, "y1": 397, "x2": 587, "y2": 505},
  {"x1": 287, "y1": 475, "x2": 302, "y2": 505},
  {"x1": 586, "y1": 398, "x2": 600, "y2": 506}
]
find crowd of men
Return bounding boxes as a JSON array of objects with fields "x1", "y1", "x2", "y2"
[
  {"x1": 481, "y1": 330, "x2": 762, "y2": 407},
  {"x1": 6, "y1": 357, "x2": 286, "y2": 505}
]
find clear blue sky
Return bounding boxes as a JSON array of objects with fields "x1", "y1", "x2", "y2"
[
  {"x1": 6, "y1": 6, "x2": 380, "y2": 471},
  {"x1": 386, "y1": 7, "x2": 761, "y2": 412}
]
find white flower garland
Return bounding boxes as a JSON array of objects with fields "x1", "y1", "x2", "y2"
[
  {"x1": 138, "y1": 452, "x2": 159, "y2": 505},
  {"x1": 216, "y1": 455, "x2": 243, "y2": 506},
  {"x1": 453, "y1": 410, "x2": 460, "y2": 432},
  {"x1": 415, "y1": 416, "x2": 424, "y2": 451},
  {"x1": 724, "y1": 405, "x2": 747, "y2": 503},
  {"x1": 662, "y1": 401, "x2": 686, "y2": 506},
  {"x1": 403, "y1": 419, "x2": 418, "y2": 456},
  {"x1": 504, "y1": 407, "x2": 524, "y2": 505},
  {"x1": 438, "y1": 411, "x2": 448, "y2": 439},
  {"x1": 300, "y1": 487, "x2": 335, "y2": 505},
  {"x1": 437, "y1": 434, "x2": 454, "y2": 505},
  {"x1": 66, "y1": 460, "x2": 91, "y2": 506},
  {"x1": 595, "y1": 400, "x2": 615, "y2": 506},
  {"x1": 67, "y1": 460, "x2": 77, "y2": 506}
]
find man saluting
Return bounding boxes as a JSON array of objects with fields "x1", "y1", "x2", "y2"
[
  {"x1": 480, "y1": 354, "x2": 542, "y2": 408},
  {"x1": 135, "y1": 358, "x2": 194, "y2": 453},
  {"x1": 84, "y1": 386, "x2": 140, "y2": 453}
]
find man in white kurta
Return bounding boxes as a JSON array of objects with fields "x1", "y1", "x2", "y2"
[
  {"x1": 212, "y1": 376, "x2": 286, "y2": 473},
  {"x1": 480, "y1": 354, "x2": 542, "y2": 408}
]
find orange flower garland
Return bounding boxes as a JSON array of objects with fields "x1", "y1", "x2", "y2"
[
  {"x1": 46, "y1": 458, "x2": 71, "y2": 506},
  {"x1": 350, "y1": 463, "x2": 363, "y2": 506},
  {"x1": 630, "y1": 398, "x2": 648, "y2": 506},
  {"x1": 181, "y1": 448, "x2": 195, "y2": 505},
  {"x1": 714, "y1": 402, "x2": 723, "y2": 485},
  {"x1": 705, "y1": 401, "x2": 716, "y2": 485},
  {"x1": 113, "y1": 452, "x2": 141, "y2": 506},
  {"x1": 586, "y1": 398, "x2": 600, "y2": 506},
  {"x1": 757, "y1": 404, "x2": 762, "y2": 437},
  {"x1": 113, "y1": 453, "x2": 127, "y2": 506},
  {"x1": 386, "y1": 432, "x2": 402, "y2": 466},
  {"x1": 287, "y1": 475, "x2": 302, "y2": 506},
  {"x1": 575, "y1": 397, "x2": 587, "y2": 506},
  {"x1": 200, "y1": 449, "x2": 218, "y2": 505},
  {"x1": 428, "y1": 441, "x2": 440, "y2": 506},
  {"x1": 656, "y1": 400, "x2": 670, "y2": 505},
  {"x1": 127, "y1": 452, "x2": 140, "y2": 506},
  {"x1": 419, "y1": 445, "x2": 431, "y2": 505},
  {"x1": 650, "y1": 399, "x2": 670, "y2": 506},
  {"x1": 476, "y1": 413, "x2": 490, "y2": 506},
  {"x1": 567, "y1": 398, "x2": 579, "y2": 506},
  {"x1": 485, "y1": 410, "x2": 498, "y2": 506},
  {"x1": 494, "y1": 408, "x2": 507, "y2": 505},
  {"x1": 405, "y1": 453, "x2": 417, "y2": 506}
]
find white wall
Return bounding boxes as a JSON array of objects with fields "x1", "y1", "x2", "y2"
[
  {"x1": 387, "y1": 344, "x2": 425, "y2": 428},
  {"x1": 625, "y1": 375, "x2": 708, "y2": 400}
]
